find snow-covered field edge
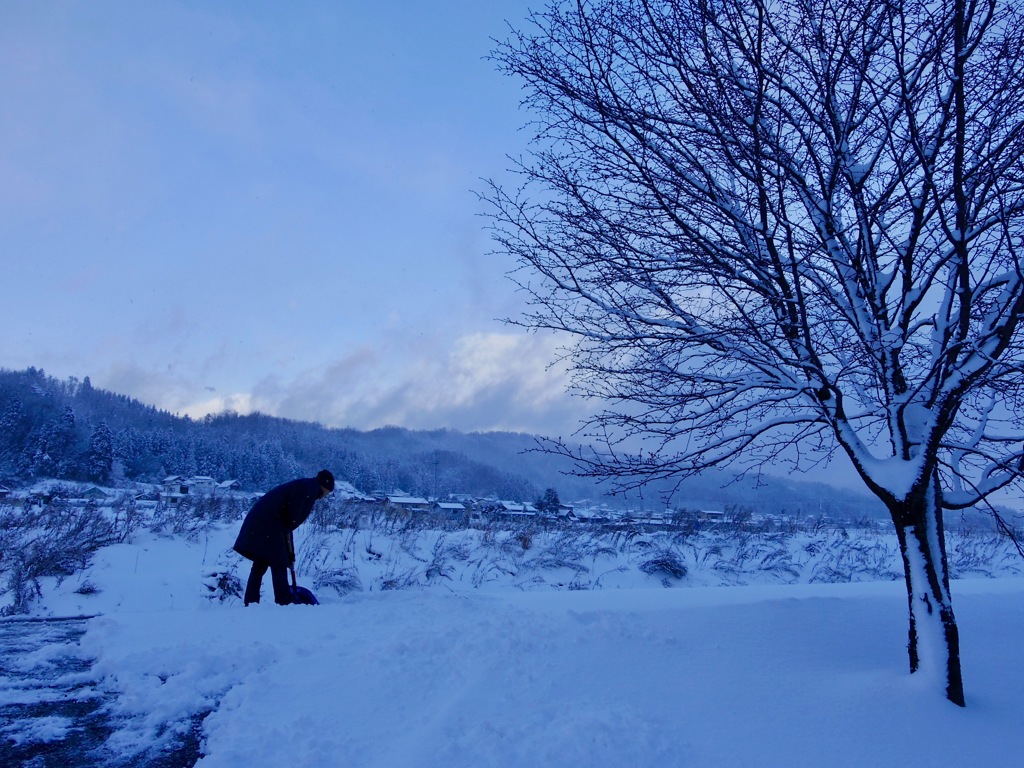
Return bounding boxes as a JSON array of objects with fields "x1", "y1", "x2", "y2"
[
  {"x1": 4, "y1": 495, "x2": 1023, "y2": 616},
  {"x1": 4, "y1": 499, "x2": 1023, "y2": 768}
]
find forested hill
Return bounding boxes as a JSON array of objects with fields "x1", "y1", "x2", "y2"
[
  {"x1": 0, "y1": 367, "x2": 546, "y2": 499},
  {"x1": 0, "y1": 367, "x2": 884, "y2": 517}
]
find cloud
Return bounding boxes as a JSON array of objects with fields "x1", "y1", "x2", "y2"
[
  {"x1": 84, "y1": 322, "x2": 595, "y2": 439},
  {"x1": 99, "y1": 363, "x2": 206, "y2": 417},
  {"x1": 229, "y1": 331, "x2": 596, "y2": 436},
  {"x1": 178, "y1": 393, "x2": 257, "y2": 421}
]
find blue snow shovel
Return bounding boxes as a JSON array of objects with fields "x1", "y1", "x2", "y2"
[
  {"x1": 288, "y1": 531, "x2": 319, "y2": 605},
  {"x1": 289, "y1": 566, "x2": 319, "y2": 605}
]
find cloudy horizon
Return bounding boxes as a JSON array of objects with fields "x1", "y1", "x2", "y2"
[{"x1": 0, "y1": 2, "x2": 600, "y2": 437}]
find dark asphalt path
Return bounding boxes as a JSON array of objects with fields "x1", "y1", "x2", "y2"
[{"x1": 0, "y1": 617, "x2": 204, "y2": 768}]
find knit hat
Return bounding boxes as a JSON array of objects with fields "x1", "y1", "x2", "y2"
[{"x1": 316, "y1": 469, "x2": 335, "y2": 492}]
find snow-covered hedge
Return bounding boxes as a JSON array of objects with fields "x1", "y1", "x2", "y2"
[
  {"x1": 288, "y1": 521, "x2": 1022, "y2": 599},
  {"x1": 3, "y1": 497, "x2": 1022, "y2": 614}
]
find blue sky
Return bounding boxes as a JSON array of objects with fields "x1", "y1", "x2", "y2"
[{"x1": 0, "y1": 0, "x2": 595, "y2": 435}]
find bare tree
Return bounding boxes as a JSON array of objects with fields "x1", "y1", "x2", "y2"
[{"x1": 485, "y1": 0, "x2": 1024, "y2": 705}]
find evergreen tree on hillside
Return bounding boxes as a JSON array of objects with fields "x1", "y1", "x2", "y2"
[
  {"x1": 536, "y1": 488, "x2": 561, "y2": 515},
  {"x1": 114, "y1": 426, "x2": 149, "y2": 478},
  {"x1": 27, "y1": 406, "x2": 81, "y2": 479},
  {"x1": 0, "y1": 398, "x2": 30, "y2": 476},
  {"x1": 87, "y1": 421, "x2": 114, "y2": 484}
]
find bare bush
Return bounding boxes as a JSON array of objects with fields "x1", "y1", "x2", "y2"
[
  {"x1": 0, "y1": 502, "x2": 122, "y2": 615},
  {"x1": 639, "y1": 551, "x2": 688, "y2": 582},
  {"x1": 315, "y1": 567, "x2": 362, "y2": 595},
  {"x1": 201, "y1": 567, "x2": 243, "y2": 604}
]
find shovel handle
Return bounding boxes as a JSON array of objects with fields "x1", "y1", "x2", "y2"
[{"x1": 288, "y1": 529, "x2": 298, "y2": 587}]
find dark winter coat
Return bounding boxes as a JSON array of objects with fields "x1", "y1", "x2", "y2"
[{"x1": 233, "y1": 477, "x2": 322, "y2": 567}]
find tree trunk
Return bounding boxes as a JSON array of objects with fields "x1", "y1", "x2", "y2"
[{"x1": 890, "y1": 478, "x2": 965, "y2": 706}]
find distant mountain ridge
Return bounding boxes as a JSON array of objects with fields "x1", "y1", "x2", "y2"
[{"x1": 0, "y1": 366, "x2": 885, "y2": 517}]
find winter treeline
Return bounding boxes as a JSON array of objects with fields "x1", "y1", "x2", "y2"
[
  {"x1": 0, "y1": 368, "x2": 549, "y2": 500},
  {"x1": 0, "y1": 368, "x2": 299, "y2": 488},
  {"x1": 0, "y1": 368, "x2": 888, "y2": 517}
]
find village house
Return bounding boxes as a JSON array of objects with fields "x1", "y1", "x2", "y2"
[
  {"x1": 387, "y1": 495, "x2": 432, "y2": 513},
  {"x1": 159, "y1": 475, "x2": 243, "y2": 504},
  {"x1": 162, "y1": 476, "x2": 187, "y2": 495},
  {"x1": 493, "y1": 500, "x2": 539, "y2": 521},
  {"x1": 433, "y1": 501, "x2": 466, "y2": 516},
  {"x1": 697, "y1": 509, "x2": 726, "y2": 522},
  {"x1": 78, "y1": 486, "x2": 110, "y2": 501},
  {"x1": 189, "y1": 476, "x2": 218, "y2": 493},
  {"x1": 553, "y1": 503, "x2": 576, "y2": 521},
  {"x1": 132, "y1": 490, "x2": 160, "y2": 510}
]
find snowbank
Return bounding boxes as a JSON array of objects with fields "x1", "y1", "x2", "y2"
[{"x1": 24, "y1": 524, "x2": 1024, "y2": 767}]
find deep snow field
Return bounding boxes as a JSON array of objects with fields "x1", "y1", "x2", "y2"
[{"x1": 4, "y1": 520, "x2": 1022, "y2": 768}]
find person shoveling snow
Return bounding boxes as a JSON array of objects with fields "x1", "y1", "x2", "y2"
[{"x1": 232, "y1": 470, "x2": 334, "y2": 606}]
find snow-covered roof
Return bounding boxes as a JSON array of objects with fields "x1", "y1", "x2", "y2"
[
  {"x1": 388, "y1": 496, "x2": 430, "y2": 506},
  {"x1": 498, "y1": 500, "x2": 538, "y2": 513}
]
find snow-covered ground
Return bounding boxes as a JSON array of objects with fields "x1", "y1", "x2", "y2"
[{"x1": 7, "y1": 521, "x2": 1022, "y2": 767}]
